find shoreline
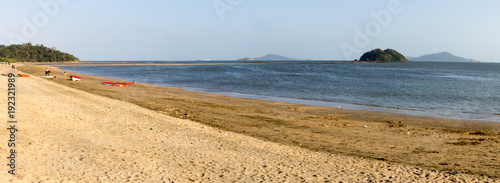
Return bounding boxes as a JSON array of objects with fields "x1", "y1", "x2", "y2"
[
  {"x1": 187, "y1": 91, "x2": 500, "y2": 123},
  {"x1": 16, "y1": 63, "x2": 500, "y2": 178},
  {"x1": 56, "y1": 61, "x2": 500, "y2": 122}
]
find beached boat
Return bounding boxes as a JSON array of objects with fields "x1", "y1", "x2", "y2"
[
  {"x1": 17, "y1": 74, "x2": 30, "y2": 77},
  {"x1": 101, "y1": 81, "x2": 134, "y2": 86},
  {"x1": 1, "y1": 74, "x2": 19, "y2": 77},
  {"x1": 38, "y1": 75, "x2": 55, "y2": 79},
  {"x1": 70, "y1": 75, "x2": 81, "y2": 81}
]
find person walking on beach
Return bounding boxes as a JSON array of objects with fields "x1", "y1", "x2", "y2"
[{"x1": 46, "y1": 68, "x2": 50, "y2": 76}]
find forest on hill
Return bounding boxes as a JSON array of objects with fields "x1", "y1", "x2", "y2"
[
  {"x1": 359, "y1": 48, "x2": 407, "y2": 62},
  {"x1": 0, "y1": 43, "x2": 79, "y2": 62}
]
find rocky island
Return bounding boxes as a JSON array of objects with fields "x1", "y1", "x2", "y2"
[
  {"x1": 359, "y1": 48, "x2": 407, "y2": 62},
  {"x1": 237, "y1": 57, "x2": 255, "y2": 61}
]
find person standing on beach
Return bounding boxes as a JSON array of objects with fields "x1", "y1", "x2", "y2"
[
  {"x1": 46, "y1": 68, "x2": 50, "y2": 76},
  {"x1": 64, "y1": 72, "x2": 67, "y2": 79}
]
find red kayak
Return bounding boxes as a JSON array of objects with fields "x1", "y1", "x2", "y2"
[
  {"x1": 102, "y1": 81, "x2": 134, "y2": 86},
  {"x1": 17, "y1": 74, "x2": 30, "y2": 77},
  {"x1": 70, "y1": 75, "x2": 81, "y2": 81}
]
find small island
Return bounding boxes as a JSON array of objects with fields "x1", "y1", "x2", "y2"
[
  {"x1": 359, "y1": 48, "x2": 407, "y2": 62},
  {"x1": 254, "y1": 54, "x2": 298, "y2": 61},
  {"x1": 237, "y1": 57, "x2": 255, "y2": 61}
]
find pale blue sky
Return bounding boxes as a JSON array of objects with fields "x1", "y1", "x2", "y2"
[{"x1": 1, "y1": 0, "x2": 499, "y2": 61}]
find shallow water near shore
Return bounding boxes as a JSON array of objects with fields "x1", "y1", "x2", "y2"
[{"x1": 62, "y1": 61, "x2": 500, "y2": 122}]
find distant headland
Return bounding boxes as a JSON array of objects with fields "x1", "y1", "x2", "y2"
[
  {"x1": 0, "y1": 43, "x2": 79, "y2": 62},
  {"x1": 238, "y1": 54, "x2": 299, "y2": 61},
  {"x1": 236, "y1": 50, "x2": 480, "y2": 63},
  {"x1": 408, "y1": 52, "x2": 477, "y2": 62}
]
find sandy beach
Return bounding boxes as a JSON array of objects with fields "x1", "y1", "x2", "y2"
[{"x1": 0, "y1": 63, "x2": 498, "y2": 182}]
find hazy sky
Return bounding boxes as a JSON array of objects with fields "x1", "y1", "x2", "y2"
[{"x1": 1, "y1": 0, "x2": 499, "y2": 61}]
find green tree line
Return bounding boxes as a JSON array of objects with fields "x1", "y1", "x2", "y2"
[
  {"x1": 0, "y1": 43, "x2": 79, "y2": 62},
  {"x1": 0, "y1": 57, "x2": 11, "y2": 63}
]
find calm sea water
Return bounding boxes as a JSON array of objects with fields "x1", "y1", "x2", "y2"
[{"x1": 62, "y1": 62, "x2": 500, "y2": 122}]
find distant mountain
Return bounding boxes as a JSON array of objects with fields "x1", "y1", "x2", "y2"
[
  {"x1": 411, "y1": 52, "x2": 474, "y2": 62},
  {"x1": 254, "y1": 54, "x2": 298, "y2": 61}
]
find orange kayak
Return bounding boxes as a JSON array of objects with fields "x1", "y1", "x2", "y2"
[
  {"x1": 17, "y1": 74, "x2": 30, "y2": 77},
  {"x1": 102, "y1": 81, "x2": 134, "y2": 86}
]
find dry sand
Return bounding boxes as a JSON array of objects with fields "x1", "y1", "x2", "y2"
[{"x1": 0, "y1": 63, "x2": 498, "y2": 182}]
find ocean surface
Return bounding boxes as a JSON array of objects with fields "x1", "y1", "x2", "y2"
[{"x1": 62, "y1": 61, "x2": 500, "y2": 122}]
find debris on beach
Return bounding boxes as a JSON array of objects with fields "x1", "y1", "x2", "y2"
[{"x1": 387, "y1": 121, "x2": 406, "y2": 128}]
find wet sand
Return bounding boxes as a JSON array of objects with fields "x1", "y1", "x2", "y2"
[{"x1": 1, "y1": 63, "x2": 498, "y2": 181}]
